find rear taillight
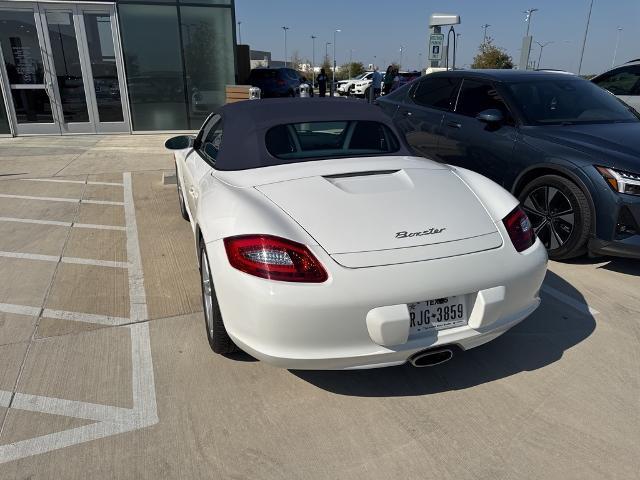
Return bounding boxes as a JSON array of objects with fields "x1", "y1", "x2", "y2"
[
  {"x1": 223, "y1": 235, "x2": 328, "y2": 283},
  {"x1": 502, "y1": 206, "x2": 535, "y2": 253},
  {"x1": 276, "y1": 79, "x2": 286, "y2": 86}
]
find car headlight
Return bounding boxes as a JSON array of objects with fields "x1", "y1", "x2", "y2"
[{"x1": 596, "y1": 166, "x2": 640, "y2": 196}]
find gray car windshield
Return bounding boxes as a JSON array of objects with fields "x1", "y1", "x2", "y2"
[
  {"x1": 265, "y1": 120, "x2": 400, "y2": 162},
  {"x1": 507, "y1": 79, "x2": 639, "y2": 125}
]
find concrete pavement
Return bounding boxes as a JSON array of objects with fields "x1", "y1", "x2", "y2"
[{"x1": 0, "y1": 135, "x2": 638, "y2": 479}]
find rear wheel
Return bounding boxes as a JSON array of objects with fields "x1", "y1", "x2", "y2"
[
  {"x1": 199, "y1": 240, "x2": 237, "y2": 354},
  {"x1": 176, "y1": 164, "x2": 189, "y2": 221},
  {"x1": 518, "y1": 175, "x2": 592, "y2": 260}
]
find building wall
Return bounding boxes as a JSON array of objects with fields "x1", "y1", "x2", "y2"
[{"x1": 117, "y1": 0, "x2": 236, "y2": 131}]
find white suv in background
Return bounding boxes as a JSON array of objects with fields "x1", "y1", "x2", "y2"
[
  {"x1": 337, "y1": 72, "x2": 369, "y2": 96},
  {"x1": 351, "y1": 72, "x2": 382, "y2": 98},
  {"x1": 592, "y1": 59, "x2": 640, "y2": 111}
]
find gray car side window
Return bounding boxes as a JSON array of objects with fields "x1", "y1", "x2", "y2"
[{"x1": 412, "y1": 77, "x2": 460, "y2": 110}]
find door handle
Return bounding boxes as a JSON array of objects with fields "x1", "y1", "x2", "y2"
[
  {"x1": 402, "y1": 111, "x2": 413, "y2": 117},
  {"x1": 446, "y1": 121, "x2": 462, "y2": 129}
]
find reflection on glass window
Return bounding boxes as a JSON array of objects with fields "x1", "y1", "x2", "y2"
[
  {"x1": 46, "y1": 11, "x2": 89, "y2": 123},
  {"x1": 0, "y1": 10, "x2": 45, "y2": 85},
  {"x1": 84, "y1": 13, "x2": 124, "y2": 122},
  {"x1": 180, "y1": 6, "x2": 235, "y2": 129},
  {"x1": 118, "y1": 4, "x2": 188, "y2": 130}
]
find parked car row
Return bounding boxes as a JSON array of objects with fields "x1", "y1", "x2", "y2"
[{"x1": 378, "y1": 69, "x2": 640, "y2": 260}]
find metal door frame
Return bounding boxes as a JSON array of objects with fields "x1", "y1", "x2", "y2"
[
  {"x1": 0, "y1": 1, "x2": 62, "y2": 134},
  {"x1": 0, "y1": 1, "x2": 129, "y2": 135}
]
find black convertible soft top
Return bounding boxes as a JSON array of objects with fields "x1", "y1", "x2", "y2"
[{"x1": 213, "y1": 97, "x2": 412, "y2": 171}]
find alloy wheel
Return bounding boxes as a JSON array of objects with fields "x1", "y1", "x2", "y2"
[
  {"x1": 523, "y1": 185, "x2": 575, "y2": 250},
  {"x1": 201, "y1": 252, "x2": 214, "y2": 338}
]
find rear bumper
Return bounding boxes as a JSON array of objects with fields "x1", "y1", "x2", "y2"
[{"x1": 207, "y1": 237, "x2": 548, "y2": 370}]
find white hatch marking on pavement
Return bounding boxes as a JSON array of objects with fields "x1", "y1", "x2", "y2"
[
  {"x1": 81, "y1": 199, "x2": 125, "y2": 206},
  {"x1": 0, "y1": 303, "x2": 41, "y2": 317},
  {"x1": 541, "y1": 285, "x2": 599, "y2": 315},
  {"x1": 0, "y1": 251, "x2": 61, "y2": 263},
  {"x1": 41, "y1": 309, "x2": 130, "y2": 326},
  {"x1": 20, "y1": 179, "x2": 124, "y2": 187},
  {"x1": 0, "y1": 193, "x2": 79, "y2": 203},
  {"x1": 73, "y1": 223, "x2": 126, "y2": 231},
  {"x1": 0, "y1": 172, "x2": 158, "y2": 465},
  {"x1": 123, "y1": 172, "x2": 148, "y2": 323},
  {"x1": 0, "y1": 251, "x2": 128, "y2": 269},
  {"x1": 0, "y1": 194, "x2": 123, "y2": 206},
  {"x1": 0, "y1": 391, "x2": 12, "y2": 408},
  {"x1": 0, "y1": 217, "x2": 72, "y2": 227},
  {"x1": 61, "y1": 257, "x2": 129, "y2": 269},
  {"x1": 0, "y1": 217, "x2": 125, "y2": 231}
]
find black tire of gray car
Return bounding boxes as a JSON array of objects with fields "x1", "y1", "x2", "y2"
[
  {"x1": 518, "y1": 175, "x2": 592, "y2": 260},
  {"x1": 199, "y1": 239, "x2": 237, "y2": 354},
  {"x1": 176, "y1": 163, "x2": 189, "y2": 221}
]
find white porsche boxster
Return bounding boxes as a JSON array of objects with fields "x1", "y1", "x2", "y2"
[{"x1": 165, "y1": 98, "x2": 547, "y2": 370}]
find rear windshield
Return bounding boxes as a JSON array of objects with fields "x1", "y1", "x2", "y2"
[{"x1": 265, "y1": 120, "x2": 400, "y2": 162}]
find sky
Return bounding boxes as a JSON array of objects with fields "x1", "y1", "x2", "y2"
[{"x1": 234, "y1": 0, "x2": 639, "y2": 75}]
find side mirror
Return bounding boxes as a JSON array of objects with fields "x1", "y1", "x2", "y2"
[
  {"x1": 164, "y1": 135, "x2": 194, "y2": 150},
  {"x1": 476, "y1": 109, "x2": 504, "y2": 124}
]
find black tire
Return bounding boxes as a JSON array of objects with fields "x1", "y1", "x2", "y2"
[
  {"x1": 518, "y1": 175, "x2": 592, "y2": 260},
  {"x1": 176, "y1": 163, "x2": 189, "y2": 221},
  {"x1": 199, "y1": 239, "x2": 237, "y2": 354}
]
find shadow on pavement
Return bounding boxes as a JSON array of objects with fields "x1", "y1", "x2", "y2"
[
  {"x1": 564, "y1": 256, "x2": 640, "y2": 276},
  {"x1": 291, "y1": 271, "x2": 595, "y2": 397}
]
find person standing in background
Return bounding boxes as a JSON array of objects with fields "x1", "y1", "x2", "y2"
[
  {"x1": 370, "y1": 66, "x2": 382, "y2": 102},
  {"x1": 383, "y1": 65, "x2": 394, "y2": 95},
  {"x1": 317, "y1": 68, "x2": 327, "y2": 97}
]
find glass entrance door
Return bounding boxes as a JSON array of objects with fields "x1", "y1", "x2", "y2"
[
  {"x1": 0, "y1": 5, "x2": 60, "y2": 134},
  {"x1": 0, "y1": 2, "x2": 129, "y2": 135}
]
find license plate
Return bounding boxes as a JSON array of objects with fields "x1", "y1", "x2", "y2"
[{"x1": 408, "y1": 296, "x2": 467, "y2": 335}]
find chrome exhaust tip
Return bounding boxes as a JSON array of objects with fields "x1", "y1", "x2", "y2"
[{"x1": 408, "y1": 348, "x2": 454, "y2": 368}]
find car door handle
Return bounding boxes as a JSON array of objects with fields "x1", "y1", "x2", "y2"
[
  {"x1": 446, "y1": 121, "x2": 462, "y2": 129},
  {"x1": 402, "y1": 111, "x2": 413, "y2": 117}
]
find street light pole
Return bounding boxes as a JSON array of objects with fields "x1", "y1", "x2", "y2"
[
  {"x1": 399, "y1": 45, "x2": 403, "y2": 68},
  {"x1": 578, "y1": 0, "x2": 594, "y2": 75},
  {"x1": 612, "y1": 27, "x2": 623, "y2": 67},
  {"x1": 237, "y1": 21, "x2": 242, "y2": 45},
  {"x1": 325, "y1": 42, "x2": 331, "y2": 66},
  {"x1": 311, "y1": 35, "x2": 317, "y2": 85},
  {"x1": 349, "y1": 49, "x2": 353, "y2": 79},
  {"x1": 282, "y1": 26, "x2": 289, "y2": 68},
  {"x1": 332, "y1": 29, "x2": 340, "y2": 96},
  {"x1": 535, "y1": 41, "x2": 553, "y2": 69},
  {"x1": 524, "y1": 8, "x2": 538, "y2": 37},
  {"x1": 481, "y1": 24, "x2": 490, "y2": 44}
]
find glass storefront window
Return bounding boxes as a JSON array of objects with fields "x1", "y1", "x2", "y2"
[
  {"x1": 118, "y1": 4, "x2": 188, "y2": 130},
  {"x1": 180, "y1": 6, "x2": 235, "y2": 129},
  {"x1": 0, "y1": 10, "x2": 46, "y2": 85}
]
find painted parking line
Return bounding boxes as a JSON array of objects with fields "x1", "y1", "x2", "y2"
[
  {"x1": 0, "y1": 251, "x2": 128, "y2": 269},
  {"x1": 0, "y1": 302, "x2": 129, "y2": 327},
  {"x1": 0, "y1": 193, "x2": 124, "y2": 206},
  {"x1": 541, "y1": 285, "x2": 599, "y2": 315},
  {"x1": 0, "y1": 171, "x2": 157, "y2": 465},
  {"x1": 20, "y1": 179, "x2": 124, "y2": 187},
  {"x1": 0, "y1": 216, "x2": 125, "y2": 231}
]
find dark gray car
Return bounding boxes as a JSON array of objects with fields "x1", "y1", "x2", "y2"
[{"x1": 378, "y1": 70, "x2": 640, "y2": 260}]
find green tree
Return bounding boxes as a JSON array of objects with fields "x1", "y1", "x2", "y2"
[
  {"x1": 337, "y1": 61, "x2": 365, "y2": 80},
  {"x1": 471, "y1": 37, "x2": 513, "y2": 69}
]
